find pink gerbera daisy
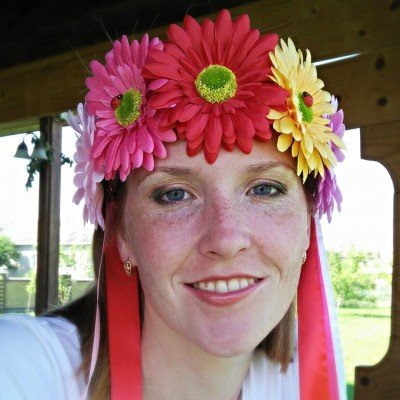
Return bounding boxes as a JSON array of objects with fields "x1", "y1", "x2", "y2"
[
  {"x1": 85, "y1": 34, "x2": 176, "y2": 181},
  {"x1": 66, "y1": 103, "x2": 105, "y2": 229},
  {"x1": 143, "y1": 9, "x2": 288, "y2": 163}
]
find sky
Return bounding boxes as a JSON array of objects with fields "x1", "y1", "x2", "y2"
[{"x1": 0, "y1": 127, "x2": 394, "y2": 261}]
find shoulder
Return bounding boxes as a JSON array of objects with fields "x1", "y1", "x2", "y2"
[
  {"x1": 242, "y1": 350, "x2": 299, "y2": 400},
  {"x1": 0, "y1": 314, "x2": 85, "y2": 399},
  {"x1": 0, "y1": 314, "x2": 81, "y2": 365}
]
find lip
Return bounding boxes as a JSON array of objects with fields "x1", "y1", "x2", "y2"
[{"x1": 185, "y1": 277, "x2": 263, "y2": 307}]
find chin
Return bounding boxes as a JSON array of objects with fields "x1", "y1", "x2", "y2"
[{"x1": 193, "y1": 330, "x2": 265, "y2": 359}]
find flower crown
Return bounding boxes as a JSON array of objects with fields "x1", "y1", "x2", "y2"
[{"x1": 67, "y1": 9, "x2": 346, "y2": 228}]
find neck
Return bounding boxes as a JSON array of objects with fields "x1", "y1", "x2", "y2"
[{"x1": 141, "y1": 314, "x2": 253, "y2": 400}]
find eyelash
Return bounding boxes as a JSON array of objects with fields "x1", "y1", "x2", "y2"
[{"x1": 152, "y1": 181, "x2": 285, "y2": 205}]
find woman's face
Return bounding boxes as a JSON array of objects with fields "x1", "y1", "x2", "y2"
[{"x1": 118, "y1": 138, "x2": 310, "y2": 357}]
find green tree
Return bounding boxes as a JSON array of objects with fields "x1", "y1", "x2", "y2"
[
  {"x1": 59, "y1": 245, "x2": 76, "y2": 304},
  {"x1": 59, "y1": 245, "x2": 77, "y2": 270},
  {"x1": 328, "y1": 248, "x2": 377, "y2": 308},
  {"x1": 0, "y1": 234, "x2": 20, "y2": 271}
]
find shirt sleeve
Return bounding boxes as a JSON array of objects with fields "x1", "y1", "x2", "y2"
[{"x1": 0, "y1": 314, "x2": 85, "y2": 400}]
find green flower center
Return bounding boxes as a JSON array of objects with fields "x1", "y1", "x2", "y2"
[
  {"x1": 297, "y1": 92, "x2": 314, "y2": 123},
  {"x1": 115, "y1": 89, "x2": 142, "y2": 126},
  {"x1": 195, "y1": 65, "x2": 237, "y2": 103}
]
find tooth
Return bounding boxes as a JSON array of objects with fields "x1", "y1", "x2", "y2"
[
  {"x1": 239, "y1": 278, "x2": 249, "y2": 289},
  {"x1": 227, "y1": 279, "x2": 240, "y2": 292},
  {"x1": 216, "y1": 280, "x2": 229, "y2": 293},
  {"x1": 206, "y1": 282, "x2": 216, "y2": 292},
  {"x1": 194, "y1": 278, "x2": 256, "y2": 292}
]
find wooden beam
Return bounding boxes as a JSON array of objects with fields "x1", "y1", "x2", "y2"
[
  {"x1": 354, "y1": 120, "x2": 400, "y2": 400},
  {"x1": 0, "y1": 0, "x2": 399, "y2": 134},
  {"x1": 234, "y1": 0, "x2": 400, "y2": 59},
  {"x1": 318, "y1": 45, "x2": 400, "y2": 129},
  {"x1": 35, "y1": 116, "x2": 62, "y2": 314}
]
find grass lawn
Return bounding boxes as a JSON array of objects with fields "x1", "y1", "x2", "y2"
[{"x1": 337, "y1": 307, "x2": 391, "y2": 399}]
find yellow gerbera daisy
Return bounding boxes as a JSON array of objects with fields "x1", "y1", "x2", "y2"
[{"x1": 268, "y1": 38, "x2": 345, "y2": 181}]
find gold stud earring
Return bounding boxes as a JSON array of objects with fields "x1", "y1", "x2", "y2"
[
  {"x1": 124, "y1": 259, "x2": 133, "y2": 277},
  {"x1": 302, "y1": 252, "x2": 307, "y2": 265}
]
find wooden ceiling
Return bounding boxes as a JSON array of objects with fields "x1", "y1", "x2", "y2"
[
  {"x1": 0, "y1": 0, "x2": 399, "y2": 135},
  {"x1": 0, "y1": 0, "x2": 253, "y2": 135},
  {"x1": 1, "y1": 0, "x2": 253, "y2": 70}
]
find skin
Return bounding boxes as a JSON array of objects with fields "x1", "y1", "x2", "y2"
[{"x1": 117, "y1": 138, "x2": 310, "y2": 400}]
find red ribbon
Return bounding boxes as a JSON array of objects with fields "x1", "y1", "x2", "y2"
[
  {"x1": 298, "y1": 219, "x2": 339, "y2": 399},
  {"x1": 105, "y1": 238, "x2": 142, "y2": 399}
]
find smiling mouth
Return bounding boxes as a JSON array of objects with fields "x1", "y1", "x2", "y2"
[{"x1": 191, "y1": 278, "x2": 259, "y2": 293}]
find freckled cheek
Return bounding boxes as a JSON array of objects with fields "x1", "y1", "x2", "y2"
[
  {"x1": 125, "y1": 209, "x2": 199, "y2": 271},
  {"x1": 249, "y1": 208, "x2": 308, "y2": 279}
]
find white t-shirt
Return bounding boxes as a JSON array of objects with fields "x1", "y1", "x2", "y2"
[{"x1": 0, "y1": 315, "x2": 299, "y2": 399}]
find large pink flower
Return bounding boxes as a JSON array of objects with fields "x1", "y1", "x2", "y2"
[
  {"x1": 85, "y1": 34, "x2": 176, "y2": 181},
  {"x1": 67, "y1": 103, "x2": 105, "y2": 229},
  {"x1": 143, "y1": 9, "x2": 288, "y2": 163}
]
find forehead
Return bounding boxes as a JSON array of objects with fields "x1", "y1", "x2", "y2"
[{"x1": 138, "y1": 137, "x2": 297, "y2": 181}]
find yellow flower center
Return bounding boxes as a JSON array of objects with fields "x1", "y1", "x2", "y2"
[
  {"x1": 195, "y1": 65, "x2": 237, "y2": 103},
  {"x1": 115, "y1": 89, "x2": 142, "y2": 126}
]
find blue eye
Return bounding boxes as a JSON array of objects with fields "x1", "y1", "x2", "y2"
[
  {"x1": 163, "y1": 189, "x2": 186, "y2": 202},
  {"x1": 152, "y1": 186, "x2": 194, "y2": 205},
  {"x1": 250, "y1": 184, "x2": 279, "y2": 197},
  {"x1": 154, "y1": 188, "x2": 194, "y2": 204}
]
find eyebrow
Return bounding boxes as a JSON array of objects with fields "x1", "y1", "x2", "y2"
[
  {"x1": 246, "y1": 161, "x2": 294, "y2": 174},
  {"x1": 137, "y1": 166, "x2": 200, "y2": 185},
  {"x1": 151, "y1": 166, "x2": 200, "y2": 176},
  {"x1": 138, "y1": 162, "x2": 294, "y2": 185}
]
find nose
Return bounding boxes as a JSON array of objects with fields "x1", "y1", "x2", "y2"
[{"x1": 198, "y1": 197, "x2": 251, "y2": 259}]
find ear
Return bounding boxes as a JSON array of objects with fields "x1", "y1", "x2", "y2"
[{"x1": 116, "y1": 229, "x2": 137, "y2": 265}]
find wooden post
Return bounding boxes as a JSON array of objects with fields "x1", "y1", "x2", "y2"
[
  {"x1": 35, "y1": 116, "x2": 62, "y2": 315},
  {"x1": 354, "y1": 120, "x2": 400, "y2": 399}
]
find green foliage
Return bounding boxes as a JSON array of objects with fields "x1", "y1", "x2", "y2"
[
  {"x1": 26, "y1": 270, "x2": 36, "y2": 295},
  {"x1": 59, "y1": 244, "x2": 94, "y2": 279},
  {"x1": 58, "y1": 273, "x2": 72, "y2": 304},
  {"x1": 59, "y1": 245, "x2": 77, "y2": 269},
  {"x1": 328, "y1": 248, "x2": 378, "y2": 307},
  {"x1": 0, "y1": 234, "x2": 20, "y2": 270},
  {"x1": 59, "y1": 245, "x2": 76, "y2": 304}
]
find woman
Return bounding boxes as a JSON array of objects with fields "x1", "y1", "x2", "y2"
[{"x1": 0, "y1": 9, "x2": 346, "y2": 400}]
